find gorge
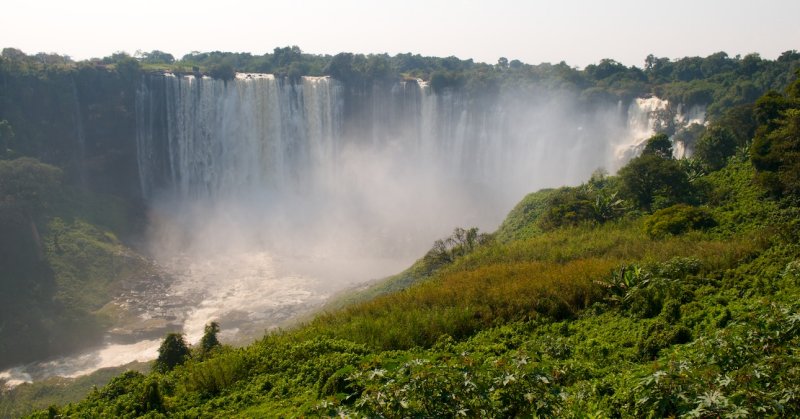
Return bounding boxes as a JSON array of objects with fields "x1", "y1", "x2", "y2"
[{"x1": 1, "y1": 69, "x2": 705, "y2": 385}]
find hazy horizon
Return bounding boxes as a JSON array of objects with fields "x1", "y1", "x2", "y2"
[{"x1": 2, "y1": 0, "x2": 798, "y2": 69}]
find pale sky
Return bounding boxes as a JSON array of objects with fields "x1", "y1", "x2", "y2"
[{"x1": 2, "y1": 0, "x2": 798, "y2": 68}]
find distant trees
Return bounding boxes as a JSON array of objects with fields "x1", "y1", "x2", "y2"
[
  {"x1": 496, "y1": 57, "x2": 509, "y2": 69},
  {"x1": 3, "y1": 46, "x2": 800, "y2": 120},
  {"x1": 323, "y1": 53, "x2": 358, "y2": 83},
  {"x1": 429, "y1": 71, "x2": 465, "y2": 93},
  {"x1": 322, "y1": 52, "x2": 395, "y2": 86},
  {"x1": 137, "y1": 50, "x2": 175, "y2": 65},
  {"x1": 585, "y1": 59, "x2": 628, "y2": 80},
  {"x1": 110, "y1": 53, "x2": 141, "y2": 82},
  {"x1": 209, "y1": 62, "x2": 236, "y2": 81}
]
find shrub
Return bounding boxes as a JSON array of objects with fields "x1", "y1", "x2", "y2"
[
  {"x1": 539, "y1": 188, "x2": 596, "y2": 230},
  {"x1": 636, "y1": 321, "x2": 692, "y2": 360},
  {"x1": 422, "y1": 227, "x2": 491, "y2": 271},
  {"x1": 644, "y1": 204, "x2": 716, "y2": 238},
  {"x1": 184, "y1": 350, "x2": 246, "y2": 397},
  {"x1": 538, "y1": 186, "x2": 626, "y2": 231}
]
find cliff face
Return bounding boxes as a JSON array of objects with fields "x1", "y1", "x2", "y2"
[
  {"x1": 135, "y1": 73, "x2": 696, "y2": 203},
  {"x1": 2, "y1": 65, "x2": 703, "y2": 209},
  {"x1": 0, "y1": 65, "x2": 140, "y2": 199}
]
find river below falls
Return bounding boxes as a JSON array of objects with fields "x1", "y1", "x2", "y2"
[{"x1": 0, "y1": 251, "x2": 408, "y2": 387}]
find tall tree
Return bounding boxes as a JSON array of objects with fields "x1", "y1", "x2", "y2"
[
  {"x1": 200, "y1": 321, "x2": 221, "y2": 357},
  {"x1": 619, "y1": 154, "x2": 691, "y2": 211},
  {"x1": 154, "y1": 333, "x2": 191, "y2": 372}
]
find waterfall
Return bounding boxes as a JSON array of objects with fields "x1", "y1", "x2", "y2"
[
  {"x1": 135, "y1": 73, "x2": 706, "y2": 217},
  {"x1": 136, "y1": 73, "x2": 342, "y2": 199},
  {"x1": 615, "y1": 97, "x2": 707, "y2": 163}
]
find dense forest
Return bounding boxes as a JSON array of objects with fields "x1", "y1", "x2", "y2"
[{"x1": 1, "y1": 46, "x2": 800, "y2": 417}]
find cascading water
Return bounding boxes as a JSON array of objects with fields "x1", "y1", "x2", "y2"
[
  {"x1": 136, "y1": 74, "x2": 637, "y2": 205},
  {"x1": 136, "y1": 73, "x2": 343, "y2": 199},
  {"x1": 615, "y1": 97, "x2": 707, "y2": 162}
]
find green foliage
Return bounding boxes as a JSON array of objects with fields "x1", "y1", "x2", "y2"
[
  {"x1": 636, "y1": 320, "x2": 692, "y2": 360},
  {"x1": 538, "y1": 187, "x2": 597, "y2": 230},
  {"x1": 429, "y1": 70, "x2": 466, "y2": 93},
  {"x1": 154, "y1": 333, "x2": 191, "y2": 373},
  {"x1": 0, "y1": 158, "x2": 145, "y2": 368},
  {"x1": 751, "y1": 84, "x2": 800, "y2": 197},
  {"x1": 0, "y1": 157, "x2": 62, "y2": 218},
  {"x1": 619, "y1": 153, "x2": 692, "y2": 211},
  {"x1": 32, "y1": 188, "x2": 800, "y2": 417},
  {"x1": 538, "y1": 184, "x2": 626, "y2": 231},
  {"x1": 644, "y1": 204, "x2": 716, "y2": 238},
  {"x1": 183, "y1": 349, "x2": 246, "y2": 397},
  {"x1": 136, "y1": 50, "x2": 175, "y2": 65},
  {"x1": 642, "y1": 133, "x2": 674, "y2": 158},
  {"x1": 495, "y1": 189, "x2": 555, "y2": 241},
  {"x1": 138, "y1": 378, "x2": 164, "y2": 414},
  {"x1": 199, "y1": 321, "x2": 221, "y2": 358},
  {"x1": 0, "y1": 159, "x2": 62, "y2": 366},
  {"x1": 208, "y1": 62, "x2": 235, "y2": 81},
  {"x1": 694, "y1": 125, "x2": 738, "y2": 171}
]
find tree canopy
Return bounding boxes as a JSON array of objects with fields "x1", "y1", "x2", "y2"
[{"x1": 154, "y1": 333, "x2": 191, "y2": 373}]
